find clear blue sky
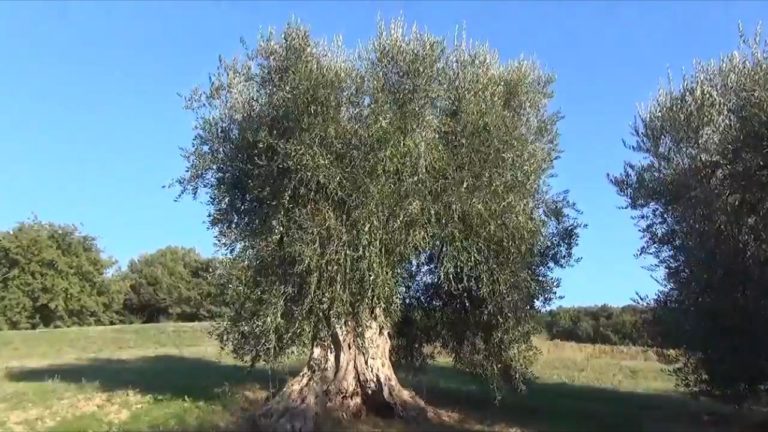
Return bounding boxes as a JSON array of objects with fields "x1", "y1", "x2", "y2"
[{"x1": 1, "y1": 2, "x2": 765, "y2": 306}]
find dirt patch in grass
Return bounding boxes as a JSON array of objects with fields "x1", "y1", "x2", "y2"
[{"x1": 4, "y1": 390, "x2": 148, "y2": 432}]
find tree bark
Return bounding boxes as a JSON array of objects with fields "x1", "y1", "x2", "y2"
[{"x1": 254, "y1": 320, "x2": 430, "y2": 432}]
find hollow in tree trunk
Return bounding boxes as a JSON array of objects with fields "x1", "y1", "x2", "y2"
[{"x1": 255, "y1": 320, "x2": 431, "y2": 432}]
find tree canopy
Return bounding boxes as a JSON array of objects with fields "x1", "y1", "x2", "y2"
[
  {"x1": 122, "y1": 246, "x2": 221, "y2": 323},
  {"x1": 0, "y1": 219, "x2": 124, "y2": 330},
  {"x1": 611, "y1": 28, "x2": 768, "y2": 404},
  {"x1": 177, "y1": 18, "x2": 580, "y2": 427}
]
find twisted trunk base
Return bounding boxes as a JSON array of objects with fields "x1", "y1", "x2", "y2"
[{"x1": 254, "y1": 321, "x2": 430, "y2": 432}]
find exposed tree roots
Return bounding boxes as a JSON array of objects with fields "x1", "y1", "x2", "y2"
[{"x1": 252, "y1": 321, "x2": 439, "y2": 432}]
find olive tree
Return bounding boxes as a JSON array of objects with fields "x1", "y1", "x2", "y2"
[
  {"x1": 611, "y1": 27, "x2": 768, "y2": 404},
  {"x1": 177, "y1": 18, "x2": 580, "y2": 430}
]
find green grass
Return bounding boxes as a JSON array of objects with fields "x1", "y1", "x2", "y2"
[{"x1": 0, "y1": 323, "x2": 748, "y2": 431}]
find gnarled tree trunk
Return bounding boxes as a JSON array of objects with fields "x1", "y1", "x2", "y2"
[{"x1": 255, "y1": 320, "x2": 430, "y2": 432}]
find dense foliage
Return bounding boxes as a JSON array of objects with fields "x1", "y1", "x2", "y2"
[
  {"x1": 177, "y1": 18, "x2": 581, "y2": 395},
  {"x1": 0, "y1": 220, "x2": 124, "y2": 330},
  {"x1": 122, "y1": 246, "x2": 222, "y2": 323},
  {"x1": 610, "y1": 29, "x2": 768, "y2": 404},
  {"x1": 0, "y1": 220, "x2": 219, "y2": 329},
  {"x1": 539, "y1": 305, "x2": 652, "y2": 347}
]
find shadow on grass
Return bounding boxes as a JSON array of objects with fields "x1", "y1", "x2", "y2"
[
  {"x1": 6, "y1": 356, "x2": 741, "y2": 431},
  {"x1": 404, "y1": 364, "x2": 739, "y2": 432},
  {"x1": 5, "y1": 355, "x2": 299, "y2": 401}
]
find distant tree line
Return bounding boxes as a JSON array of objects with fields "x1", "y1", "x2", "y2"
[
  {"x1": 538, "y1": 304, "x2": 655, "y2": 347},
  {"x1": 4, "y1": 219, "x2": 656, "y2": 350},
  {"x1": 0, "y1": 218, "x2": 682, "y2": 352},
  {"x1": 0, "y1": 219, "x2": 223, "y2": 330}
]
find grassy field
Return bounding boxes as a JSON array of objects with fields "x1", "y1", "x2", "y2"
[{"x1": 0, "y1": 323, "x2": 748, "y2": 432}]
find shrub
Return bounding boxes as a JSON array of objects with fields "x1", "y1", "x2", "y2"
[
  {"x1": 0, "y1": 219, "x2": 124, "y2": 329},
  {"x1": 122, "y1": 246, "x2": 221, "y2": 323}
]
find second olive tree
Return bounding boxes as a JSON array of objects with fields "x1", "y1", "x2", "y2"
[{"x1": 612, "y1": 28, "x2": 768, "y2": 404}]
